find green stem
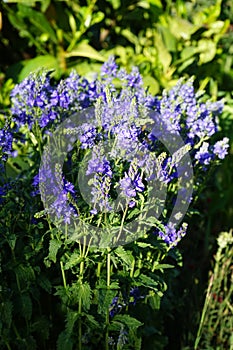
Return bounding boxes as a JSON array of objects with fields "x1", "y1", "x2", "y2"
[
  {"x1": 78, "y1": 237, "x2": 87, "y2": 350},
  {"x1": 194, "y1": 273, "x2": 214, "y2": 349},
  {"x1": 105, "y1": 249, "x2": 111, "y2": 350},
  {"x1": 116, "y1": 205, "x2": 128, "y2": 242},
  {"x1": 12, "y1": 323, "x2": 21, "y2": 341},
  {"x1": 107, "y1": 250, "x2": 111, "y2": 288},
  {"x1": 4, "y1": 342, "x2": 11, "y2": 350},
  {"x1": 60, "y1": 261, "x2": 67, "y2": 289}
]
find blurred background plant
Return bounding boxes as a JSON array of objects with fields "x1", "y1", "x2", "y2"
[
  {"x1": 0, "y1": 0, "x2": 232, "y2": 349},
  {"x1": 194, "y1": 229, "x2": 233, "y2": 350}
]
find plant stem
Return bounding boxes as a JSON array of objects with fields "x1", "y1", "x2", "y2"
[
  {"x1": 194, "y1": 273, "x2": 214, "y2": 349},
  {"x1": 116, "y1": 204, "x2": 128, "y2": 242},
  {"x1": 60, "y1": 261, "x2": 67, "y2": 289},
  {"x1": 105, "y1": 249, "x2": 111, "y2": 350},
  {"x1": 78, "y1": 236, "x2": 87, "y2": 350}
]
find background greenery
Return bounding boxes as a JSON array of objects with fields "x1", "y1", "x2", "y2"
[{"x1": 0, "y1": 0, "x2": 232, "y2": 349}]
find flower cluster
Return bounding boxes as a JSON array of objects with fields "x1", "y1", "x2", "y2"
[
  {"x1": 10, "y1": 69, "x2": 102, "y2": 130},
  {"x1": 157, "y1": 222, "x2": 188, "y2": 247},
  {"x1": 86, "y1": 145, "x2": 113, "y2": 214},
  {"x1": 3, "y1": 56, "x2": 229, "y2": 247},
  {"x1": 109, "y1": 287, "x2": 144, "y2": 318},
  {"x1": 0, "y1": 127, "x2": 14, "y2": 161}
]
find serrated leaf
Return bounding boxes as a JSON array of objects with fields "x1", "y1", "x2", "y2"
[
  {"x1": 47, "y1": 239, "x2": 62, "y2": 263},
  {"x1": 109, "y1": 320, "x2": 122, "y2": 332},
  {"x1": 64, "y1": 253, "x2": 82, "y2": 270},
  {"x1": 57, "y1": 330, "x2": 73, "y2": 350},
  {"x1": 114, "y1": 246, "x2": 134, "y2": 268},
  {"x1": 20, "y1": 293, "x2": 32, "y2": 320},
  {"x1": 1, "y1": 301, "x2": 13, "y2": 328},
  {"x1": 14, "y1": 264, "x2": 35, "y2": 287},
  {"x1": 109, "y1": 282, "x2": 120, "y2": 290},
  {"x1": 138, "y1": 274, "x2": 159, "y2": 290},
  {"x1": 65, "y1": 311, "x2": 79, "y2": 336},
  {"x1": 113, "y1": 315, "x2": 143, "y2": 329},
  {"x1": 37, "y1": 274, "x2": 52, "y2": 293},
  {"x1": 31, "y1": 316, "x2": 50, "y2": 340},
  {"x1": 98, "y1": 289, "x2": 116, "y2": 315},
  {"x1": 85, "y1": 314, "x2": 100, "y2": 329},
  {"x1": 73, "y1": 281, "x2": 91, "y2": 311}
]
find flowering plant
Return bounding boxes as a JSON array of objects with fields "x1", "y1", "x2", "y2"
[{"x1": 0, "y1": 57, "x2": 229, "y2": 349}]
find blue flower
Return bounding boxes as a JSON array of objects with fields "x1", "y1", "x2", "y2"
[
  {"x1": 157, "y1": 222, "x2": 188, "y2": 247},
  {"x1": 86, "y1": 146, "x2": 113, "y2": 213},
  {"x1": 213, "y1": 137, "x2": 229, "y2": 159},
  {"x1": 120, "y1": 162, "x2": 144, "y2": 202},
  {"x1": 101, "y1": 55, "x2": 118, "y2": 81},
  {"x1": 195, "y1": 142, "x2": 213, "y2": 165},
  {"x1": 78, "y1": 123, "x2": 98, "y2": 149},
  {"x1": 0, "y1": 127, "x2": 14, "y2": 161}
]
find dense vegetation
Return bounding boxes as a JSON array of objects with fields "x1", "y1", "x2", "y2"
[{"x1": 0, "y1": 1, "x2": 232, "y2": 349}]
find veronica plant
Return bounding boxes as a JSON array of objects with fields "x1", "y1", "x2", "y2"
[{"x1": 0, "y1": 57, "x2": 229, "y2": 349}]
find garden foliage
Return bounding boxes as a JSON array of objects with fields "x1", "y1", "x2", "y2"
[{"x1": 0, "y1": 1, "x2": 232, "y2": 349}]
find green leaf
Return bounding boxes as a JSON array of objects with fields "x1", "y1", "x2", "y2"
[
  {"x1": 198, "y1": 39, "x2": 216, "y2": 64},
  {"x1": 109, "y1": 320, "x2": 122, "y2": 332},
  {"x1": 113, "y1": 315, "x2": 143, "y2": 329},
  {"x1": 19, "y1": 55, "x2": 59, "y2": 81},
  {"x1": 143, "y1": 217, "x2": 165, "y2": 231},
  {"x1": 57, "y1": 330, "x2": 73, "y2": 350},
  {"x1": 91, "y1": 11, "x2": 105, "y2": 26},
  {"x1": 177, "y1": 57, "x2": 196, "y2": 73},
  {"x1": 147, "y1": 291, "x2": 161, "y2": 310},
  {"x1": 143, "y1": 76, "x2": 160, "y2": 95},
  {"x1": 7, "y1": 234, "x2": 17, "y2": 250},
  {"x1": 17, "y1": 4, "x2": 57, "y2": 43},
  {"x1": 64, "y1": 253, "x2": 82, "y2": 270},
  {"x1": 66, "y1": 311, "x2": 79, "y2": 335},
  {"x1": 47, "y1": 238, "x2": 62, "y2": 264},
  {"x1": 65, "y1": 41, "x2": 105, "y2": 62},
  {"x1": 73, "y1": 281, "x2": 91, "y2": 311},
  {"x1": 14, "y1": 264, "x2": 35, "y2": 286},
  {"x1": 153, "y1": 263, "x2": 173, "y2": 270},
  {"x1": 138, "y1": 274, "x2": 159, "y2": 290},
  {"x1": 114, "y1": 246, "x2": 134, "y2": 268},
  {"x1": 20, "y1": 293, "x2": 32, "y2": 320},
  {"x1": 153, "y1": 32, "x2": 172, "y2": 72},
  {"x1": 0, "y1": 301, "x2": 13, "y2": 328},
  {"x1": 134, "y1": 269, "x2": 140, "y2": 278},
  {"x1": 167, "y1": 17, "x2": 198, "y2": 40},
  {"x1": 136, "y1": 242, "x2": 152, "y2": 249},
  {"x1": 37, "y1": 274, "x2": 52, "y2": 293},
  {"x1": 40, "y1": 0, "x2": 51, "y2": 13},
  {"x1": 158, "y1": 25, "x2": 177, "y2": 52},
  {"x1": 85, "y1": 314, "x2": 100, "y2": 329},
  {"x1": 126, "y1": 207, "x2": 141, "y2": 220},
  {"x1": 148, "y1": 0, "x2": 162, "y2": 7},
  {"x1": 109, "y1": 282, "x2": 120, "y2": 290},
  {"x1": 98, "y1": 289, "x2": 116, "y2": 315}
]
